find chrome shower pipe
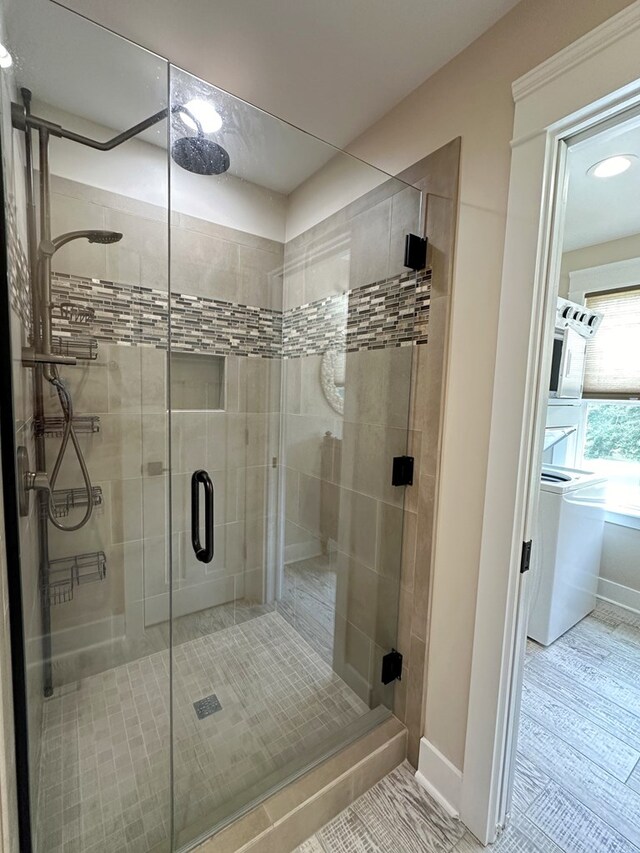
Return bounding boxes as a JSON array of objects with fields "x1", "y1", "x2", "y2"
[
  {"x1": 37, "y1": 128, "x2": 55, "y2": 385},
  {"x1": 20, "y1": 89, "x2": 53, "y2": 697},
  {"x1": 35, "y1": 127, "x2": 95, "y2": 532}
]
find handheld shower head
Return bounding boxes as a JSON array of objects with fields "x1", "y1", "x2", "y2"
[
  {"x1": 85, "y1": 230, "x2": 123, "y2": 245},
  {"x1": 39, "y1": 230, "x2": 123, "y2": 257}
]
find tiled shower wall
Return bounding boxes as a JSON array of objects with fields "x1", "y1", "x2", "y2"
[
  {"x1": 281, "y1": 182, "x2": 425, "y2": 708},
  {"x1": 282, "y1": 139, "x2": 461, "y2": 762},
  {"x1": 44, "y1": 174, "x2": 284, "y2": 681},
  {"x1": 12, "y1": 138, "x2": 459, "y2": 783}
]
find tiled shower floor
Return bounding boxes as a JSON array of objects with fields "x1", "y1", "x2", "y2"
[{"x1": 36, "y1": 610, "x2": 367, "y2": 853}]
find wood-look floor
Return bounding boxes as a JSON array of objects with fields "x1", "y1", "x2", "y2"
[{"x1": 297, "y1": 601, "x2": 640, "y2": 852}]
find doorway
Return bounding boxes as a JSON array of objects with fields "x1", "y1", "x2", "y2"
[
  {"x1": 501, "y1": 109, "x2": 640, "y2": 850},
  {"x1": 457, "y1": 8, "x2": 640, "y2": 847}
]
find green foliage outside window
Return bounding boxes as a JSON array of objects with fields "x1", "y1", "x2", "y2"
[{"x1": 584, "y1": 402, "x2": 640, "y2": 463}]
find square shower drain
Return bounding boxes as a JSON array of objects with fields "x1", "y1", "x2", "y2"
[{"x1": 193, "y1": 694, "x2": 222, "y2": 719}]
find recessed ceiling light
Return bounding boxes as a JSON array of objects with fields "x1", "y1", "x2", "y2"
[
  {"x1": 0, "y1": 44, "x2": 12, "y2": 69},
  {"x1": 588, "y1": 155, "x2": 636, "y2": 178},
  {"x1": 181, "y1": 99, "x2": 222, "y2": 134}
]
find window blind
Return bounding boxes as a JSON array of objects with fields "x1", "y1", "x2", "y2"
[{"x1": 584, "y1": 287, "x2": 640, "y2": 398}]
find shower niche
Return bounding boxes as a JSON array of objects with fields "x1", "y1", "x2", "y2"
[
  {"x1": 170, "y1": 352, "x2": 225, "y2": 411},
  {"x1": 0, "y1": 3, "x2": 425, "y2": 851}
]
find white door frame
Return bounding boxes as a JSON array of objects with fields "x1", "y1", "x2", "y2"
[{"x1": 459, "y1": 2, "x2": 640, "y2": 844}]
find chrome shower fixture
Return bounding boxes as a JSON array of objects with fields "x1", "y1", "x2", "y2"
[
  {"x1": 39, "y1": 230, "x2": 123, "y2": 257},
  {"x1": 12, "y1": 98, "x2": 231, "y2": 175}
]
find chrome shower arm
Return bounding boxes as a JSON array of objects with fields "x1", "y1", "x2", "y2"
[{"x1": 11, "y1": 101, "x2": 202, "y2": 151}]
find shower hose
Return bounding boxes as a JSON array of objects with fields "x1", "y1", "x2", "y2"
[{"x1": 46, "y1": 372, "x2": 94, "y2": 531}]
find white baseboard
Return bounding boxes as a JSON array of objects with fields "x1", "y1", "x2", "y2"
[
  {"x1": 415, "y1": 737, "x2": 462, "y2": 818},
  {"x1": 597, "y1": 577, "x2": 640, "y2": 616}
]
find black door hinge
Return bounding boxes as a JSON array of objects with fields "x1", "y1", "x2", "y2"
[
  {"x1": 392, "y1": 455, "x2": 414, "y2": 487},
  {"x1": 404, "y1": 233, "x2": 428, "y2": 271},
  {"x1": 520, "y1": 540, "x2": 532, "y2": 574},
  {"x1": 381, "y1": 649, "x2": 403, "y2": 685}
]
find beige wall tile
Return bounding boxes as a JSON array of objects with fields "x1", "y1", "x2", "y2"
[
  {"x1": 344, "y1": 619, "x2": 372, "y2": 684},
  {"x1": 349, "y1": 198, "x2": 391, "y2": 288},
  {"x1": 104, "y1": 207, "x2": 168, "y2": 290},
  {"x1": 239, "y1": 244, "x2": 283, "y2": 310},
  {"x1": 283, "y1": 414, "x2": 339, "y2": 479},
  {"x1": 376, "y1": 501, "x2": 404, "y2": 579},
  {"x1": 302, "y1": 247, "x2": 350, "y2": 305},
  {"x1": 170, "y1": 226, "x2": 240, "y2": 302},
  {"x1": 107, "y1": 344, "x2": 144, "y2": 413},
  {"x1": 339, "y1": 421, "x2": 406, "y2": 507},
  {"x1": 343, "y1": 347, "x2": 413, "y2": 430},
  {"x1": 283, "y1": 358, "x2": 301, "y2": 415},
  {"x1": 336, "y1": 487, "x2": 377, "y2": 569},
  {"x1": 110, "y1": 477, "x2": 143, "y2": 544},
  {"x1": 171, "y1": 410, "x2": 207, "y2": 474},
  {"x1": 238, "y1": 358, "x2": 282, "y2": 414}
]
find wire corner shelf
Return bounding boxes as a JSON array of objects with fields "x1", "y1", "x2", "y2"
[
  {"x1": 51, "y1": 335, "x2": 98, "y2": 361},
  {"x1": 51, "y1": 486, "x2": 103, "y2": 519},
  {"x1": 43, "y1": 550, "x2": 107, "y2": 606},
  {"x1": 36, "y1": 415, "x2": 101, "y2": 437}
]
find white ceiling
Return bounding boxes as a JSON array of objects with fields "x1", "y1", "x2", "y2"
[
  {"x1": 5, "y1": 0, "x2": 345, "y2": 194},
  {"x1": 564, "y1": 120, "x2": 640, "y2": 252},
  {"x1": 34, "y1": 0, "x2": 520, "y2": 171}
]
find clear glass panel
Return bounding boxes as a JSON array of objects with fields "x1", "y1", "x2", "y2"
[
  {"x1": 0, "y1": 0, "x2": 422, "y2": 845},
  {"x1": 1, "y1": 1, "x2": 172, "y2": 850},
  {"x1": 168, "y1": 66, "x2": 422, "y2": 848}
]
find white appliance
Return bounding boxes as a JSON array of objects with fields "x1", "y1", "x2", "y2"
[
  {"x1": 528, "y1": 465, "x2": 606, "y2": 646},
  {"x1": 549, "y1": 298, "x2": 602, "y2": 400},
  {"x1": 543, "y1": 402, "x2": 581, "y2": 467}
]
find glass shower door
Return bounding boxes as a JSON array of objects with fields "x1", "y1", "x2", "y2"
[
  {"x1": 0, "y1": 3, "x2": 175, "y2": 850},
  {"x1": 168, "y1": 65, "x2": 423, "y2": 849}
]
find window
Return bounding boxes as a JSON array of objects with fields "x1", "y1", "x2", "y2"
[
  {"x1": 583, "y1": 286, "x2": 640, "y2": 398},
  {"x1": 580, "y1": 288, "x2": 640, "y2": 512},
  {"x1": 582, "y1": 401, "x2": 640, "y2": 511}
]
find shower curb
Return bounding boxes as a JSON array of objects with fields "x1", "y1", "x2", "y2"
[{"x1": 194, "y1": 715, "x2": 407, "y2": 853}]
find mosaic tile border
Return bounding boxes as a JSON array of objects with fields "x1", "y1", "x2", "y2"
[
  {"x1": 47, "y1": 268, "x2": 430, "y2": 360},
  {"x1": 283, "y1": 270, "x2": 431, "y2": 358},
  {"x1": 50, "y1": 273, "x2": 282, "y2": 358}
]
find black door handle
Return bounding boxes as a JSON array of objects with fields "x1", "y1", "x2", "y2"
[{"x1": 191, "y1": 469, "x2": 214, "y2": 563}]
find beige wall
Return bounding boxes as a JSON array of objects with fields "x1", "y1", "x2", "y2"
[
  {"x1": 560, "y1": 232, "x2": 640, "y2": 297},
  {"x1": 324, "y1": 0, "x2": 635, "y2": 769}
]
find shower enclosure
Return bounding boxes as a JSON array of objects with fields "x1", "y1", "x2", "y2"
[{"x1": 0, "y1": 2, "x2": 425, "y2": 850}]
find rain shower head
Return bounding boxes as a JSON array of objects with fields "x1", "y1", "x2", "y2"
[
  {"x1": 170, "y1": 102, "x2": 230, "y2": 176},
  {"x1": 39, "y1": 230, "x2": 123, "y2": 257},
  {"x1": 171, "y1": 135, "x2": 230, "y2": 176}
]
